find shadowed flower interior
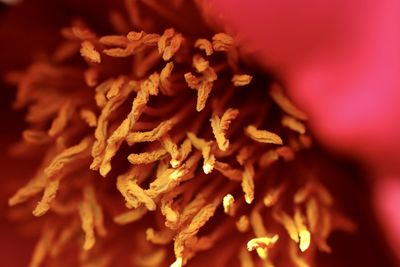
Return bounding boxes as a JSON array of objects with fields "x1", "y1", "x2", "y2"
[{"x1": 4, "y1": 1, "x2": 360, "y2": 267}]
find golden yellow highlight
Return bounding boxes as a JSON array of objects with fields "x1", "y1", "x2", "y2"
[
  {"x1": 247, "y1": 235, "x2": 279, "y2": 255},
  {"x1": 223, "y1": 194, "x2": 235, "y2": 216}
]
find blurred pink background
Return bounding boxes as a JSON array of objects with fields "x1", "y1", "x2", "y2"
[{"x1": 210, "y1": 0, "x2": 400, "y2": 261}]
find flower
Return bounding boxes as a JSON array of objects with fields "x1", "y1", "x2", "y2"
[{"x1": 0, "y1": 0, "x2": 396, "y2": 266}]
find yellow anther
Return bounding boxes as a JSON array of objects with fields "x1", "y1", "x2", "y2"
[{"x1": 223, "y1": 194, "x2": 235, "y2": 216}]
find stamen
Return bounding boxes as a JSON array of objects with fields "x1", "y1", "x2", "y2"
[
  {"x1": 135, "y1": 249, "x2": 166, "y2": 267},
  {"x1": 194, "y1": 38, "x2": 213, "y2": 56},
  {"x1": 79, "y1": 199, "x2": 96, "y2": 250},
  {"x1": 80, "y1": 41, "x2": 101, "y2": 63},
  {"x1": 161, "y1": 198, "x2": 180, "y2": 227},
  {"x1": 263, "y1": 185, "x2": 285, "y2": 207},
  {"x1": 223, "y1": 194, "x2": 235, "y2": 216},
  {"x1": 80, "y1": 109, "x2": 97, "y2": 128},
  {"x1": 170, "y1": 257, "x2": 183, "y2": 267},
  {"x1": 237, "y1": 146, "x2": 256, "y2": 166},
  {"x1": 232, "y1": 74, "x2": 253, "y2": 87},
  {"x1": 269, "y1": 83, "x2": 308, "y2": 121},
  {"x1": 22, "y1": 129, "x2": 51, "y2": 145},
  {"x1": 242, "y1": 163, "x2": 255, "y2": 204},
  {"x1": 84, "y1": 186, "x2": 107, "y2": 237},
  {"x1": 236, "y1": 215, "x2": 250, "y2": 233},
  {"x1": 214, "y1": 161, "x2": 242, "y2": 181},
  {"x1": 107, "y1": 76, "x2": 125, "y2": 99},
  {"x1": 258, "y1": 150, "x2": 279, "y2": 168},
  {"x1": 146, "y1": 228, "x2": 174, "y2": 245},
  {"x1": 273, "y1": 209, "x2": 299, "y2": 243},
  {"x1": 184, "y1": 66, "x2": 217, "y2": 111},
  {"x1": 160, "y1": 134, "x2": 181, "y2": 167},
  {"x1": 294, "y1": 208, "x2": 311, "y2": 252},
  {"x1": 210, "y1": 108, "x2": 239, "y2": 151},
  {"x1": 250, "y1": 210, "x2": 267, "y2": 236},
  {"x1": 247, "y1": 235, "x2": 279, "y2": 259},
  {"x1": 50, "y1": 221, "x2": 79, "y2": 257},
  {"x1": 48, "y1": 101, "x2": 73, "y2": 137},
  {"x1": 99, "y1": 35, "x2": 129, "y2": 47},
  {"x1": 84, "y1": 67, "x2": 98, "y2": 87},
  {"x1": 99, "y1": 75, "x2": 157, "y2": 176},
  {"x1": 126, "y1": 120, "x2": 174, "y2": 145},
  {"x1": 7, "y1": 5, "x2": 355, "y2": 266},
  {"x1": 281, "y1": 115, "x2": 306, "y2": 134},
  {"x1": 306, "y1": 197, "x2": 318, "y2": 232},
  {"x1": 113, "y1": 207, "x2": 148, "y2": 225},
  {"x1": 245, "y1": 125, "x2": 283, "y2": 145},
  {"x1": 289, "y1": 241, "x2": 310, "y2": 267},
  {"x1": 127, "y1": 148, "x2": 168, "y2": 164},
  {"x1": 32, "y1": 178, "x2": 60, "y2": 216},
  {"x1": 45, "y1": 137, "x2": 92, "y2": 177},
  {"x1": 160, "y1": 62, "x2": 175, "y2": 95},
  {"x1": 239, "y1": 247, "x2": 255, "y2": 267},
  {"x1": 158, "y1": 28, "x2": 183, "y2": 61},
  {"x1": 187, "y1": 133, "x2": 215, "y2": 174},
  {"x1": 193, "y1": 54, "x2": 209, "y2": 73},
  {"x1": 117, "y1": 173, "x2": 156, "y2": 211},
  {"x1": 29, "y1": 226, "x2": 56, "y2": 267},
  {"x1": 212, "y1": 33, "x2": 234, "y2": 52}
]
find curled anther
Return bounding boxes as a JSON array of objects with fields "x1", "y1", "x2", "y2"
[
  {"x1": 194, "y1": 38, "x2": 213, "y2": 56},
  {"x1": 212, "y1": 33, "x2": 234, "y2": 51},
  {"x1": 158, "y1": 28, "x2": 183, "y2": 61}
]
